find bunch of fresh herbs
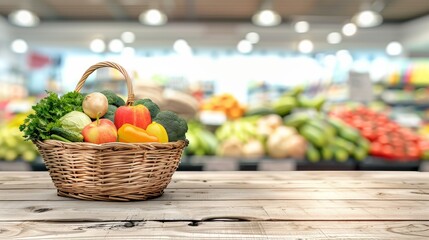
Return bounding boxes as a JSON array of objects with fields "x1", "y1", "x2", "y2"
[{"x1": 19, "y1": 91, "x2": 84, "y2": 141}]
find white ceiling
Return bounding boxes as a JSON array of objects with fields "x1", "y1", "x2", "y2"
[{"x1": 0, "y1": 0, "x2": 428, "y2": 55}]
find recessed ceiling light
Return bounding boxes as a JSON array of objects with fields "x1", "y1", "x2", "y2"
[
  {"x1": 327, "y1": 32, "x2": 342, "y2": 44},
  {"x1": 353, "y1": 10, "x2": 383, "y2": 28},
  {"x1": 10, "y1": 39, "x2": 28, "y2": 53},
  {"x1": 89, "y1": 39, "x2": 106, "y2": 53},
  {"x1": 342, "y1": 23, "x2": 357, "y2": 36},
  {"x1": 173, "y1": 39, "x2": 192, "y2": 56},
  {"x1": 386, "y1": 41, "x2": 403, "y2": 56},
  {"x1": 246, "y1": 32, "x2": 260, "y2": 44},
  {"x1": 139, "y1": 9, "x2": 168, "y2": 26},
  {"x1": 294, "y1": 21, "x2": 310, "y2": 33},
  {"x1": 237, "y1": 40, "x2": 253, "y2": 54},
  {"x1": 108, "y1": 39, "x2": 124, "y2": 53},
  {"x1": 298, "y1": 39, "x2": 314, "y2": 53},
  {"x1": 8, "y1": 9, "x2": 40, "y2": 27},
  {"x1": 121, "y1": 32, "x2": 135, "y2": 43},
  {"x1": 252, "y1": 9, "x2": 281, "y2": 27}
]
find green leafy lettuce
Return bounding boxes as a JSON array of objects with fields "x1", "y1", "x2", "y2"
[{"x1": 19, "y1": 91, "x2": 84, "y2": 141}]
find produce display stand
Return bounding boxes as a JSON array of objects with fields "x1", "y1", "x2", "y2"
[
  {"x1": 358, "y1": 157, "x2": 420, "y2": 171},
  {"x1": 1, "y1": 171, "x2": 428, "y2": 239},
  {"x1": 1, "y1": 156, "x2": 427, "y2": 172}
]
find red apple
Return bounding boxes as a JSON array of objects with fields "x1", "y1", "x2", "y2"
[{"x1": 82, "y1": 119, "x2": 117, "y2": 144}]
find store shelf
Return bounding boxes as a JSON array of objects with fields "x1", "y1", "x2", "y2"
[
  {"x1": 5, "y1": 156, "x2": 429, "y2": 172},
  {"x1": 358, "y1": 157, "x2": 420, "y2": 171}
]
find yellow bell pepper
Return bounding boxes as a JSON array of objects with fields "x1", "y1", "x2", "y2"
[
  {"x1": 118, "y1": 124, "x2": 158, "y2": 143},
  {"x1": 146, "y1": 122, "x2": 169, "y2": 143}
]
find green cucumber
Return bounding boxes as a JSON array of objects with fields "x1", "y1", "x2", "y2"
[
  {"x1": 283, "y1": 113, "x2": 310, "y2": 128},
  {"x1": 51, "y1": 127, "x2": 83, "y2": 142},
  {"x1": 333, "y1": 137, "x2": 355, "y2": 154},
  {"x1": 352, "y1": 147, "x2": 367, "y2": 161},
  {"x1": 357, "y1": 138, "x2": 370, "y2": 152},
  {"x1": 327, "y1": 118, "x2": 347, "y2": 132},
  {"x1": 299, "y1": 124, "x2": 327, "y2": 148},
  {"x1": 334, "y1": 147, "x2": 349, "y2": 162},
  {"x1": 244, "y1": 107, "x2": 276, "y2": 117},
  {"x1": 51, "y1": 134, "x2": 71, "y2": 142},
  {"x1": 338, "y1": 127, "x2": 361, "y2": 144},
  {"x1": 306, "y1": 143, "x2": 320, "y2": 163},
  {"x1": 306, "y1": 120, "x2": 336, "y2": 140},
  {"x1": 321, "y1": 146, "x2": 334, "y2": 161}
]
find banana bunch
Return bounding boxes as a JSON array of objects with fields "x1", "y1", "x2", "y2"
[
  {"x1": 0, "y1": 126, "x2": 39, "y2": 162},
  {"x1": 215, "y1": 117, "x2": 266, "y2": 158},
  {"x1": 215, "y1": 117, "x2": 262, "y2": 144},
  {"x1": 0, "y1": 113, "x2": 39, "y2": 162}
]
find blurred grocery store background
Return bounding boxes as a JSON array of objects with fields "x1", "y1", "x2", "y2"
[{"x1": 1, "y1": 0, "x2": 429, "y2": 171}]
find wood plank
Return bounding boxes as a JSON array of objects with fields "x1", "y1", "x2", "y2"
[
  {"x1": 2, "y1": 179, "x2": 429, "y2": 190},
  {"x1": 1, "y1": 171, "x2": 429, "y2": 181},
  {"x1": 1, "y1": 200, "x2": 428, "y2": 221},
  {"x1": 1, "y1": 221, "x2": 428, "y2": 239},
  {"x1": 1, "y1": 188, "x2": 428, "y2": 201}
]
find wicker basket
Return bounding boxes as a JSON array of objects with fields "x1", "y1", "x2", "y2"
[{"x1": 35, "y1": 61, "x2": 187, "y2": 201}]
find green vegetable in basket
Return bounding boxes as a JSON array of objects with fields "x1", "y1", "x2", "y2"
[
  {"x1": 19, "y1": 91, "x2": 84, "y2": 141},
  {"x1": 134, "y1": 98, "x2": 160, "y2": 119},
  {"x1": 100, "y1": 90, "x2": 125, "y2": 107},
  {"x1": 102, "y1": 105, "x2": 117, "y2": 122},
  {"x1": 51, "y1": 127, "x2": 84, "y2": 142},
  {"x1": 153, "y1": 111, "x2": 188, "y2": 142},
  {"x1": 59, "y1": 111, "x2": 92, "y2": 133}
]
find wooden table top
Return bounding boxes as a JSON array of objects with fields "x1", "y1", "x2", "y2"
[{"x1": 0, "y1": 171, "x2": 428, "y2": 239}]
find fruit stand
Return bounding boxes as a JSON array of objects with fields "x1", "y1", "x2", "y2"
[{"x1": 2, "y1": 83, "x2": 429, "y2": 172}]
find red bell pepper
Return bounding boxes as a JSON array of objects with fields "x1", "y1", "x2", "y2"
[{"x1": 114, "y1": 105, "x2": 151, "y2": 130}]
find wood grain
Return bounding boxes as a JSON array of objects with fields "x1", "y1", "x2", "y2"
[
  {"x1": 1, "y1": 221, "x2": 428, "y2": 239},
  {"x1": 1, "y1": 171, "x2": 428, "y2": 180},
  {"x1": 1, "y1": 188, "x2": 428, "y2": 201},
  {"x1": 1, "y1": 171, "x2": 428, "y2": 239},
  {"x1": 0, "y1": 200, "x2": 428, "y2": 222},
  {"x1": 2, "y1": 179, "x2": 429, "y2": 190}
]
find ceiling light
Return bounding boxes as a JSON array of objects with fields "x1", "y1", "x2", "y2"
[
  {"x1": 294, "y1": 21, "x2": 310, "y2": 33},
  {"x1": 121, "y1": 32, "x2": 135, "y2": 43},
  {"x1": 10, "y1": 39, "x2": 28, "y2": 53},
  {"x1": 8, "y1": 9, "x2": 40, "y2": 27},
  {"x1": 90, "y1": 39, "x2": 106, "y2": 53},
  {"x1": 139, "y1": 9, "x2": 167, "y2": 26},
  {"x1": 352, "y1": 10, "x2": 383, "y2": 28},
  {"x1": 327, "y1": 32, "x2": 342, "y2": 44},
  {"x1": 246, "y1": 32, "x2": 260, "y2": 44},
  {"x1": 342, "y1": 23, "x2": 357, "y2": 36},
  {"x1": 386, "y1": 41, "x2": 403, "y2": 56},
  {"x1": 173, "y1": 39, "x2": 192, "y2": 56},
  {"x1": 252, "y1": 9, "x2": 281, "y2": 27},
  {"x1": 108, "y1": 39, "x2": 124, "y2": 53},
  {"x1": 298, "y1": 39, "x2": 314, "y2": 53},
  {"x1": 237, "y1": 40, "x2": 253, "y2": 54}
]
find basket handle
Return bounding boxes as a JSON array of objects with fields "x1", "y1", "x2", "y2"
[{"x1": 74, "y1": 61, "x2": 135, "y2": 106}]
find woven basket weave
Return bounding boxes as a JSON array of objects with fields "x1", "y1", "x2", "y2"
[{"x1": 35, "y1": 61, "x2": 187, "y2": 201}]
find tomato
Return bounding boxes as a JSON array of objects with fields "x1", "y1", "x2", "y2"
[
  {"x1": 378, "y1": 136, "x2": 390, "y2": 145},
  {"x1": 370, "y1": 142, "x2": 382, "y2": 156}
]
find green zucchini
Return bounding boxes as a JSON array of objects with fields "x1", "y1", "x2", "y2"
[
  {"x1": 51, "y1": 127, "x2": 83, "y2": 142},
  {"x1": 50, "y1": 134, "x2": 71, "y2": 142}
]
